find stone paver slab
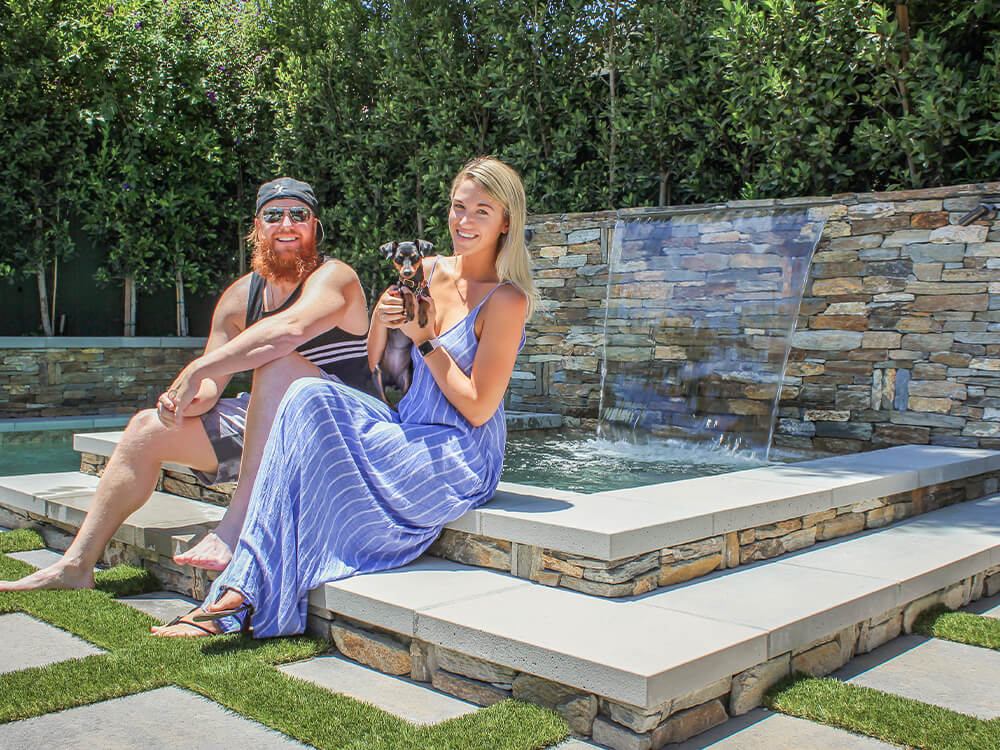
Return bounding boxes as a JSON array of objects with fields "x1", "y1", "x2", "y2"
[
  {"x1": 310, "y1": 557, "x2": 529, "y2": 636},
  {"x1": 839, "y1": 635, "x2": 1000, "y2": 719},
  {"x1": 120, "y1": 591, "x2": 200, "y2": 625},
  {"x1": 415, "y1": 582, "x2": 767, "y2": 708},
  {"x1": 6, "y1": 548, "x2": 68, "y2": 570},
  {"x1": 0, "y1": 686, "x2": 305, "y2": 749},
  {"x1": 280, "y1": 653, "x2": 477, "y2": 725},
  {"x1": 0, "y1": 613, "x2": 103, "y2": 674},
  {"x1": 673, "y1": 708, "x2": 899, "y2": 749},
  {"x1": 967, "y1": 592, "x2": 1000, "y2": 619},
  {"x1": 643, "y1": 562, "x2": 897, "y2": 658}
]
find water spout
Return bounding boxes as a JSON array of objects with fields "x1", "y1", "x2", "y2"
[{"x1": 596, "y1": 208, "x2": 826, "y2": 460}]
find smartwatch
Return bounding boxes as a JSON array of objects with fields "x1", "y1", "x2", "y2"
[{"x1": 418, "y1": 337, "x2": 442, "y2": 357}]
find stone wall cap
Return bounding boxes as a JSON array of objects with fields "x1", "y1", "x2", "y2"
[{"x1": 0, "y1": 336, "x2": 206, "y2": 348}]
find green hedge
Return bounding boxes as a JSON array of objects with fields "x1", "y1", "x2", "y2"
[{"x1": 1, "y1": 0, "x2": 997, "y2": 333}]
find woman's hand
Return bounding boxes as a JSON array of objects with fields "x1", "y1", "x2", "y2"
[
  {"x1": 373, "y1": 285, "x2": 437, "y2": 344},
  {"x1": 372, "y1": 286, "x2": 406, "y2": 329},
  {"x1": 401, "y1": 289, "x2": 437, "y2": 345}
]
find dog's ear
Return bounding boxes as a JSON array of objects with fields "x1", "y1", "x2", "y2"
[
  {"x1": 416, "y1": 239, "x2": 434, "y2": 257},
  {"x1": 379, "y1": 241, "x2": 398, "y2": 259}
]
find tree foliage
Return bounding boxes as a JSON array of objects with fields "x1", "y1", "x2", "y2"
[{"x1": 1, "y1": 0, "x2": 998, "y2": 334}]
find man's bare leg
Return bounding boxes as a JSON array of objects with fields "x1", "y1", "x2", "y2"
[
  {"x1": 173, "y1": 354, "x2": 322, "y2": 571},
  {"x1": 0, "y1": 409, "x2": 219, "y2": 591}
]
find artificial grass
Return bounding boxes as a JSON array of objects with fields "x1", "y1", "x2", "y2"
[
  {"x1": 765, "y1": 673, "x2": 1000, "y2": 750},
  {"x1": 0, "y1": 532, "x2": 568, "y2": 749},
  {"x1": 0, "y1": 528, "x2": 45, "y2": 554},
  {"x1": 914, "y1": 604, "x2": 1000, "y2": 651}
]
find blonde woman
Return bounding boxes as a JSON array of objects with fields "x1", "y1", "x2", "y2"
[{"x1": 154, "y1": 156, "x2": 538, "y2": 637}]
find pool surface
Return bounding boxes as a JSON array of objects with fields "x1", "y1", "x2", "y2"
[
  {"x1": 501, "y1": 428, "x2": 771, "y2": 493},
  {"x1": 2, "y1": 426, "x2": 783, "y2": 495},
  {"x1": 0, "y1": 431, "x2": 88, "y2": 477}
]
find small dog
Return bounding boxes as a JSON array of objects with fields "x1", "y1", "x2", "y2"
[{"x1": 372, "y1": 239, "x2": 434, "y2": 406}]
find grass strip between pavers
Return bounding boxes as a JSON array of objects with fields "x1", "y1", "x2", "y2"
[
  {"x1": 914, "y1": 604, "x2": 1000, "y2": 651},
  {"x1": 764, "y1": 673, "x2": 1000, "y2": 750},
  {"x1": 0, "y1": 532, "x2": 568, "y2": 749}
]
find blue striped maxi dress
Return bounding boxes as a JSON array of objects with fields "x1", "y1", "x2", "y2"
[{"x1": 203, "y1": 282, "x2": 523, "y2": 637}]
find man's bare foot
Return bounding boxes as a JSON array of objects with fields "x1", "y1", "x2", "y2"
[
  {"x1": 0, "y1": 562, "x2": 94, "y2": 592},
  {"x1": 150, "y1": 607, "x2": 222, "y2": 638},
  {"x1": 173, "y1": 531, "x2": 234, "y2": 572}
]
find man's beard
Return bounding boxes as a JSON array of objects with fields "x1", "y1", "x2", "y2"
[{"x1": 251, "y1": 236, "x2": 320, "y2": 284}]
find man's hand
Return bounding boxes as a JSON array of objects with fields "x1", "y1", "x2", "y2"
[{"x1": 157, "y1": 361, "x2": 207, "y2": 428}]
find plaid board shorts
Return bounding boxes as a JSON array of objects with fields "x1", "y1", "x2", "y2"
[{"x1": 191, "y1": 371, "x2": 342, "y2": 489}]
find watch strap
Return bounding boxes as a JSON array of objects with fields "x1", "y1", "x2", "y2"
[{"x1": 418, "y1": 337, "x2": 441, "y2": 357}]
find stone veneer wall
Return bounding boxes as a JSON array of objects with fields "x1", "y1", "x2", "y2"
[
  {"x1": 0, "y1": 338, "x2": 205, "y2": 418},
  {"x1": 510, "y1": 182, "x2": 1000, "y2": 454}
]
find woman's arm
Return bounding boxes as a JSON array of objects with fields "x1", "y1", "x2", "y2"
[{"x1": 402, "y1": 285, "x2": 527, "y2": 427}]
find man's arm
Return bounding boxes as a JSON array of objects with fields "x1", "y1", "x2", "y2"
[
  {"x1": 155, "y1": 275, "x2": 248, "y2": 425},
  {"x1": 163, "y1": 261, "x2": 363, "y2": 419}
]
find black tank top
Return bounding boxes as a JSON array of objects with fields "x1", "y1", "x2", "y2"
[{"x1": 245, "y1": 261, "x2": 373, "y2": 394}]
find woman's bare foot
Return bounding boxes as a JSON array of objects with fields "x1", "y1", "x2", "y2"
[
  {"x1": 0, "y1": 562, "x2": 94, "y2": 592},
  {"x1": 150, "y1": 607, "x2": 222, "y2": 638},
  {"x1": 172, "y1": 530, "x2": 235, "y2": 571}
]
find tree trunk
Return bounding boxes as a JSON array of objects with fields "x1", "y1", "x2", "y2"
[
  {"x1": 34, "y1": 203, "x2": 53, "y2": 336},
  {"x1": 607, "y1": 21, "x2": 617, "y2": 208},
  {"x1": 237, "y1": 165, "x2": 246, "y2": 275},
  {"x1": 123, "y1": 274, "x2": 136, "y2": 337},
  {"x1": 175, "y1": 268, "x2": 188, "y2": 337},
  {"x1": 659, "y1": 172, "x2": 670, "y2": 207},
  {"x1": 415, "y1": 168, "x2": 424, "y2": 237},
  {"x1": 50, "y1": 256, "x2": 58, "y2": 333},
  {"x1": 36, "y1": 267, "x2": 53, "y2": 337},
  {"x1": 895, "y1": 2, "x2": 919, "y2": 188}
]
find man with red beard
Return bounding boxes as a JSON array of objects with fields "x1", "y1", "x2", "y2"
[{"x1": 0, "y1": 178, "x2": 374, "y2": 592}]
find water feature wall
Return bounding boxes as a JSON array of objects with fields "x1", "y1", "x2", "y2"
[
  {"x1": 598, "y1": 211, "x2": 824, "y2": 459},
  {"x1": 509, "y1": 181, "x2": 1000, "y2": 455}
]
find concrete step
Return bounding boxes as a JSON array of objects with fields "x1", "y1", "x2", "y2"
[
  {"x1": 309, "y1": 496, "x2": 1000, "y2": 706},
  {"x1": 72, "y1": 435, "x2": 1000, "y2": 597},
  {"x1": 2, "y1": 468, "x2": 998, "y2": 747},
  {"x1": 304, "y1": 497, "x2": 1000, "y2": 746},
  {"x1": 0, "y1": 471, "x2": 223, "y2": 558}
]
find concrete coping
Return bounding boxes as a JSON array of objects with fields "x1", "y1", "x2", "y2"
[
  {"x1": 71, "y1": 433, "x2": 1000, "y2": 563},
  {"x1": 0, "y1": 415, "x2": 131, "y2": 433},
  {"x1": 0, "y1": 337, "x2": 206, "y2": 348}
]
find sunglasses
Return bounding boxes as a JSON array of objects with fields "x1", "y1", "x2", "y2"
[{"x1": 260, "y1": 206, "x2": 312, "y2": 224}]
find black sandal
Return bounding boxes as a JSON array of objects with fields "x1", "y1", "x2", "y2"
[
  {"x1": 161, "y1": 609, "x2": 220, "y2": 637},
  {"x1": 193, "y1": 600, "x2": 253, "y2": 635}
]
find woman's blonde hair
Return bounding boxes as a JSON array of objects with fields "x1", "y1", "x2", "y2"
[{"x1": 450, "y1": 156, "x2": 539, "y2": 320}]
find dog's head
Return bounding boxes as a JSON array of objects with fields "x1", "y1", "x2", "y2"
[{"x1": 379, "y1": 240, "x2": 434, "y2": 284}]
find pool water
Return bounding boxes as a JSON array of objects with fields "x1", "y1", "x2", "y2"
[
  {"x1": 1, "y1": 427, "x2": 777, "y2": 494},
  {"x1": 501, "y1": 428, "x2": 770, "y2": 493},
  {"x1": 0, "y1": 432, "x2": 88, "y2": 476}
]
